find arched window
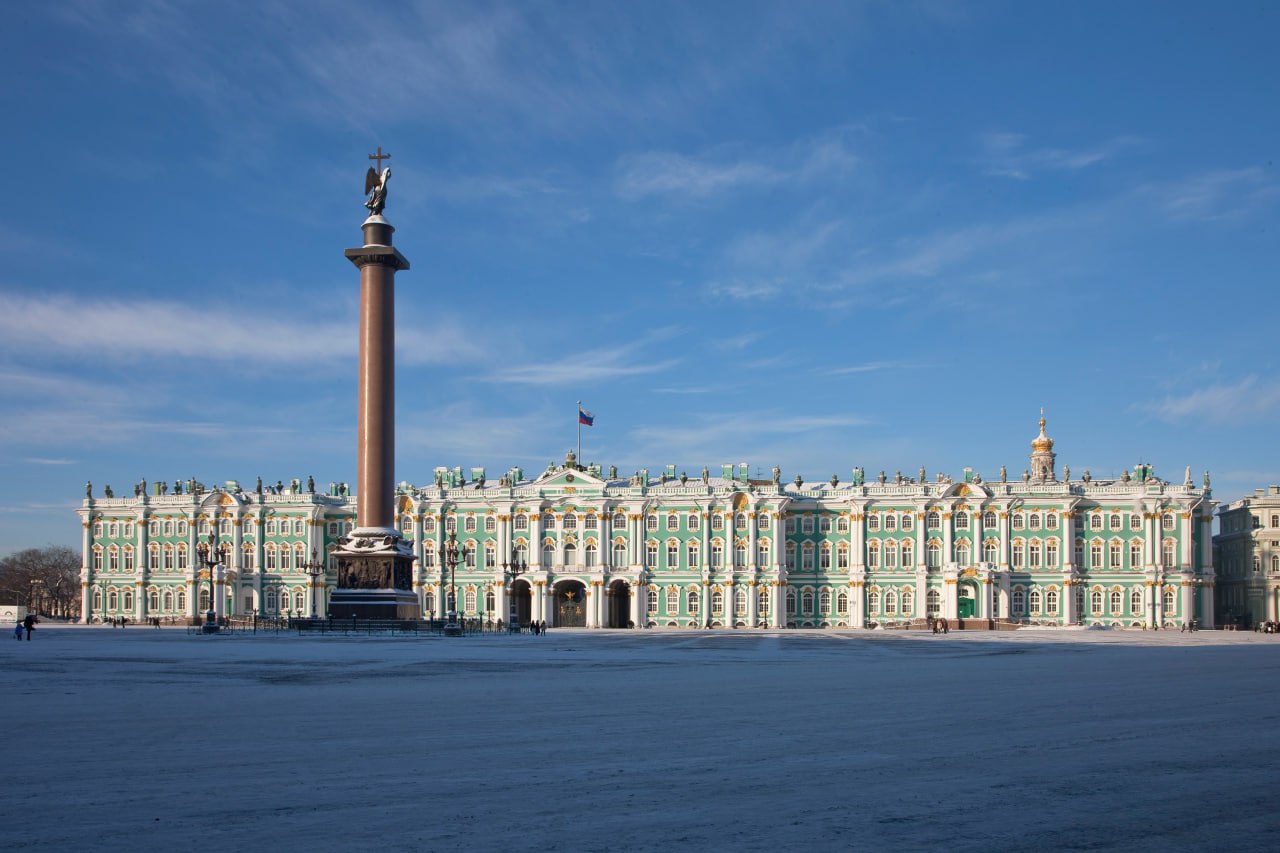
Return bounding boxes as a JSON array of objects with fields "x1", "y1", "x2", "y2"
[
  {"x1": 465, "y1": 542, "x2": 478, "y2": 568},
  {"x1": 294, "y1": 591, "x2": 305, "y2": 612},
  {"x1": 954, "y1": 511, "x2": 968, "y2": 529},
  {"x1": 837, "y1": 543, "x2": 849, "y2": 569},
  {"x1": 562, "y1": 514, "x2": 576, "y2": 531},
  {"x1": 901, "y1": 538, "x2": 914, "y2": 566},
  {"x1": 1109, "y1": 541, "x2": 1122, "y2": 568},
  {"x1": 836, "y1": 591, "x2": 849, "y2": 614},
  {"x1": 1029, "y1": 589, "x2": 1042, "y2": 613},
  {"x1": 1045, "y1": 588, "x2": 1059, "y2": 615},
  {"x1": 736, "y1": 542, "x2": 748, "y2": 567},
  {"x1": 666, "y1": 587, "x2": 679, "y2": 614},
  {"x1": 613, "y1": 541, "x2": 626, "y2": 567},
  {"x1": 757, "y1": 540, "x2": 770, "y2": 566},
  {"x1": 956, "y1": 541, "x2": 971, "y2": 566},
  {"x1": 801, "y1": 590, "x2": 814, "y2": 613},
  {"x1": 984, "y1": 539, "x2": 999, "y2": 563},
  {"x1": 868, "y1": 591, "x2": 880, "y2": 613},
  {"x1": 514, "y1": 514, "x2": 528, "y2": 530},
  {"x1": 819, "y1": 590, "x2": 831, "y2": 613},
  {"x1": 926, "y1": 511, "x2": 940, "y2": 530},
  {"x1": 584, "y1": 543, "x2": 597, "y2": 568},
  {"x1": 542, "y1": 543, "x2": 554, "y2": 566},
  {"x1": 735, "y1": 589, "x2": 747, "y2": 613},
  {"x1": 786, "y1": 542, "x2": 797, "y2": 569},
  {"x1": 926, "y1": 589, "x2": 940, "y2": 615},
  {"x1": 711, "y1": 589, "x2": 723, "y2": 614},
  {"x1": 1029, "y1": 540, "x2": 1041, "y2": 568},
  {"x1": 464, "y1": 588, "x2": 476, "y2": 613},
  {"x1": 1090, "y1": 542, "x2": 1103, "y2": 569},
  {"x1": 667, "y1": 542, "x2": 679, "y2": 568},
  {"x1": 1090, "y1": 589, "x2": 1103, "y2": 615},
  {"x1": 176, "y1": 590, "x2": 186, "y2": 610},
  {"x1": 1046, "y1": 540, "x2": 1058, "y2": 567},
  {"x1": 802, "y1": 543, "x2": 814, "y2": 570},
  {"x1": 147, "y1": 590, "x2": 159, "y2": 610},
  {"x1": 1162, "y1": 539, "x2": 1176, "y2": 567},
  {"x1": 710, "y1": 542, "x2": 723, "y2": 568},
  {"x1": 424, "y1": 591, "x2": 435, "y2": 613},
  {"x1": 983, "y1": 511, "x2": 997, "y2": 529},
  {"x1": 1011, "y1": 588, "x2": 1025, "y2": 614},
  {"x1": 562, "y1": 543, "x2": 576, "y2": 567},
  {"x1": 666, "y1": 514, "x2": 679, "y2": 531},
  {"x1": 1162, "y1": 587, "x2": 1176, "y2": 614},
  {"x1": 901, "y1": 589, "x2": 914, "y2": 615},
  {"x1": 1109, "y1": 589, "x2": 1122, "y2": 613},
  {"x1": 686, "y1": 584, "x2": 706, "y2": 612},
  {"x1": 884, "y1": 514, "x2": 897, "y2": 531},
  {"x1": 647, "y1": 589, "x2": 659, "y2": 615},
  {"x1": 163, "y1": 591, "x2": 173, "y2": 611},
  {"x1": 1130, "y1": 541, "x2": 1143, "y2": 569},
  {"x1": 884, "y1": 590, "x2": 897, "y2": 615},
  {"x1": 1029, "y1": 513, "x2": 1041, "y2": 530},
  {"x1": 1046, "y1": 513, "x2": 1058, "y2": 530},
  {"x1": 867, "y1": 541, "x2": 880, "y2": 567},
  {"x1": 868, "y1": 514, "x2": 880, "y2": 531},
  {"x1": 786, "y1": 589, "x2": 797, "y2": 614},
  {"x1": 107, "y1": 591, "x2": 118, "y2": 610},
  {"x1": 927, "y1": 541, "x2": 942, "y2": 568},
  {"x1": 1011, "y1": 539, "x2": 1025, "y2": 568},
  {"x1": 687, "y1": 541, "x2": 700, "y2": 567}
]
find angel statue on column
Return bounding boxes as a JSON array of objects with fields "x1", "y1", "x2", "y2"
[{"x1": 365, "y1": 166, "x2": 391, "y2": 216}]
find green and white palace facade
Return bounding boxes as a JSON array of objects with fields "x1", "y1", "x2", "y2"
[{"x1": 75, "y1": 419, "x2": 1218, "y2": 629}]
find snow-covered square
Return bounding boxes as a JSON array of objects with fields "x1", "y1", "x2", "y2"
[{"x1": 4, "y1": 626, "x2": 1278, "y2": 852}]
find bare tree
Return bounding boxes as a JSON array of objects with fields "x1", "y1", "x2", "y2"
[{"x1": 0, "y1": 546, "x2": 81, "y2": 619}]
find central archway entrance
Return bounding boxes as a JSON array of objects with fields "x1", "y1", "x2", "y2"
[
  {"x1": 606, "y1": 579, "x2": 632, "y2": 628},
  {"x1": 553, "y1": 580, "x2": 587, "y2": 627},
  {"x1": 509, "y1": 579, "x2": 532, "y2": 627}
]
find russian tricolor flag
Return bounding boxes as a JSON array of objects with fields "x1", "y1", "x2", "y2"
[{"x1": 578, "y1": 406, "x2": 595, "y2": 426}]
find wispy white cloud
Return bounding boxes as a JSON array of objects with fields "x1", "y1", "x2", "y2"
[
  {"x1": 824, "y1": 362, "x2": 900, "y2": 375},
  {"x1": 22, "y1": 458, "x2": 76, "y2": 465},
  {"x1": 1147, "y1": 167, "x2": 1280, "y2": 222},
  {"x1": 616, "y1": 133, "x2": 857, "y2": 201},
  {"x1": 480, "y1": 328, "x2": 683, "y2": 386},
  {"x1": 1147, "y1": 375, "x2": 1280, "y2": 424},
  {"x1": 979, "y1": 132, "x2": 1138, "y2": 180},
  {"x1": 0, "y1": 292, "x2": 477, "y2": 367}
]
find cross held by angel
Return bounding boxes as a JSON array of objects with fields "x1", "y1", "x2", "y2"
[{"x1": 365, "y1": 146, "x2": 392, "y2": 215}]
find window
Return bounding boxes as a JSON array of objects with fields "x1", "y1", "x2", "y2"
[
  {"x1": 927, "y1": 589, "x2": 941, "y2": 616},
  {"x1": 1130, "y1": 541, "x2": 1143, "y2": 569},
  {"x1": 1162, "y1": 540, "x2": 1176, "y2": 567},
  {"x1": 786, "y1": 542, "x2": 797, "y2": 569},
  {"x1": 666, "y1": 587, "x2": 678, "y2": 614},
  {"x1": 648, "y1": 589, "x2": 659, "y2": 615},
  {"x1": 984, "y1": 540, "x2": 999, "y2": 563},
  {"x1": 1109, "y1": 542, "x2": 1121, "y2": 568},
  {"x1": 884, "y1": 590, "x2": 897, "y2": 615},
  {"x1": 901, "y1": 514, "x2": 913, "y2": 531},
  {"x1": 883, "y1": 514, "x2": 896, "y2": 532},
  {"x1": 1029, "y1": 589, "x2": 1042, "y2": 613},
  {"x1": 513, "y1": 515, "x2": 526, "y2": 531},
  {"x1": 1109, "y1": 589, "x2": 1122, "y2": 614},
  {"x1": 927, "y1": 512, "x2": 941, "y2": 530},
  {"x1": 710, "y1": 542, "x2": 723, "y2": 568},
  {"x1": 868, "y1": 515, "x2": 880, "y2": 531},
  {"x1": 927, "y1": 541, "x2": 942, "y2": 568},
  {"x1": 666, "y1": 514, "x2": 678, "y2": 531},
  {"x1": 1130, "y1": 514, "x2": 1141, "y2": 530},
  {"x1": 542, "y1": 543, "x2": 554, "y2": 566},
  {"x1": 819, "y1": 590, "x2": 831, "y2": 613},
  {"x1": 1046, "y1": 540, "x2": 1058, "y2": 567},
  {"x1": 735, "y1": 542, "x2": 747, "y2": 567},
  {"x1": 123, "y1": 548, "x2": 134, "y2": 571},
  {"x1": 802, "y1": 543, "x2": 814, "y2": 570},
  {"x1": 1011, "y1": 540, "x2": 1025, "y2": 569},
  {"x1": 614, "y1": 542, "x2": 627, "y2": 566},
  {"x1": 956, "y1": 541, "x2": 971, "y2": 566},
  {"x1": 954, "y1": 511, "x2": 968, "y2": 530},
  {"x1": 1011, "y1": 514, "x2": 1024, "y2": 530},
  {"x1": 464, "y1": 589, "x2": 476, "y2": 613},
  {"x1": 867, "y1": 541, "x2": 880, "y2": 567},
  {"x1": 584, "y1": 514, "x2": 597, "y2": 530},
  {"x1": 148, "y1": 546, "x2": 159, "y2": 570},
  {"x1": 1045, "y1": 514, "x2": 1058, "y2": 530},
  {"x1": 712, "y1": 589, "x2": 724, "y2": 614},
  {"x1": 712, "y1": 514, "x2": 724, "y2": 531},
  {"x1": 786, "y1": 590, "x2": 797, "y2": 614},
  {"x1": 1045, "y1": 588, "x2": 1059, "y2": 615},
  {"x1": 1090, "y1": 514, "x2": 1102, "y2": 531},
  {"x1": 584, "y1": 544, "x2": 597, "y2": 568},
  {"x1": 837, "y1": 516, "x2": 849, "y2": 534},
  {"x1": 1130, "y1": 589, "x2": 1143, "y2": 614},
  {"x1": 736, "y1": 513, "x2": 748, "y2": 531},
  {"x1": 802, "y1": 590, "x2": 815, "y2": 613},
  {"x1": 1090, "y1": 590, "x2": 1103, "y2": 615},
  {"x1": 757, "y1": 540, "x2": 770, "y2": 567},
  {"x1": 667, "y1": 543, "x2": 679, "y2": 568},
  {"x1": 836, "y1": 591, "x2": 849, "y2": 614},
  {"x1": 837, "y1": 544, "x2": 849, "y2": 569},
  {"x1": 689, "y1": 513, "x2": 701, "y2": 531},
  {"x1": 646, "y1": 542, "x2": 658, "y2": 568},
  {"x1": 1162, "y1": 587, "x2": 1175, "y2": 614},
  {"x1": 541, "y1": 512, "x2": 553, "y2": 530},
  {"x1": 149, "y1": 521, "x2": 160, "y2": 536},
  {"x1": 736, "y1": 589, "x2": 748, "y2": 614},
  {"x1": 1109, "y1": 514, "x2": 1121, "y2": 531},
  {"x1": 687, "y1": 542, "x2": 702, "y2": 568},
  {"x1": 1029, "y1": 513, "x2": 1041, "y2": 530},
  {"x1": 902, "y1": 589, "x2": 914, "y2": 615},
  {"x1": 646, "y1": 514, "x2": 660, "y2": 532},
  {"x1": 484, "y1": 542, "x2": 496, "y2": 568},
  {"x1": 1090, "y1": 542, "x2": 1103, "y2": 569},
  {"x1": 868, "y1": 591, "x2": 880, "y2": 613},
  {"x1": 801, "y1": 516, "x2": 814, "y2": 534},
  {"x1": 885, "y1": 543, "x2": 898, "y2": 568},
  {"x1": 819, "y1": 517, "x2": 832, "y2": 534},
  {"x1": 1162, "y1": 514, "x2": 1174, "y2": 531},
  {"x1": 983, "y1": 511, "x2": 997, "y2": 529},
  {"x1": 613, "y1": 512, "x2": 627, "y2": 529},
  {"x1": 446, "y1": 516, "x2": 458, "y2": 533},
  {"x1": 1012, "y1": 588, "x2": 1025, "y2": 614},
  {"x1": 485, "y1": 516, "x2": 496, "y2": 532},
  {"x1": 92, "y1": 549, "x2": 103, "y2": 571},
  {"x1": 820, "y1": 544, "x2": 832, "y2": 569}
]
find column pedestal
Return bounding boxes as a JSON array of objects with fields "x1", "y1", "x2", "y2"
[{"x1": 330, "y1": 528, "x2": 418, "y2": 619}]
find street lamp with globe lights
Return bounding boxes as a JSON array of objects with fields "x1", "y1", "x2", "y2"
[
  {"x1": 504, "y1": 549, "x2": 528, "y2": 632},
  {"x1": 299, "y1": 548, "x2": 326, "y2": 619},
  {"x1": 195, "y1": 530, "x2": 227, "y2": 633},
  {"x1": 439, "y1": 530, "x2": 463, "y2": 635}
]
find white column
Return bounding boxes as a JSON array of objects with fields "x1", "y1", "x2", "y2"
[
  {"x1": 749, "y1": 581, "x2": 760, "y2": 628},
  {"x1": 586, "y1": 580, "x2": 599, "y2": 628},
  {"x1": 1180, "y1": 511, "x2": 1193, "y2": 569},
  {"x1": 770, "y1": 581, "x2": 785, "y2": 628},
  {"x1": 999, "y1": 509, "x2": 1011, "y2": 571},
  {"x1": 80, "y1": 516, "x2": 94, "y2": 622},
  {"x1": 601, "y1": 512, "x2": 612, "y2": 568},
  {"x1": 1181, "y1": 579, "x2": 1196, "y2": 625},
  {"x1": 533, "y1": 512, "x2": 545, "y2": 569},
  {"x1": 1146, "y1": 581, "x2": 1158, "y2": 628},
  {"x1": 630, "y1": 582, "x2": 643, "y2": 627},
  {"x1": 943, "y1": 512, "x2": 954, "y2": 568},
  {"x1": 850, "y1": 577, "x2": 866, "y2": 628},
  {"x1": 701, "y1": 579, "x2": 710, "y2": 627}
]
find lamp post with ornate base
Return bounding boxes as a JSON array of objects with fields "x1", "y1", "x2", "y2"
[
  {"x1": 195, "y1": 531, "x2": 226, "y2": 633},
  {"x1": 299, "y1": 549, "x2": 326, "y2": 619},
  {"x1": 439, "y1": 531, "x2": 462, "y2": 635},
  {"x1": 504, "y1": 551, "x2": 528, "y2": 632}
]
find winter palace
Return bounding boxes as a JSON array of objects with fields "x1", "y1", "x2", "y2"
[{"x1": 75, "y1": 418, "x2": 1219, "y2": 629}]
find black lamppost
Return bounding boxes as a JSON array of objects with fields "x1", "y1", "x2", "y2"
[
  {"x1": 299, "y1": 548, "x2": 326, "y2": 619},
  {"x1": 504, "y1": 549, "x2": 528, "y2": 632},
  {"x1": 195, "y1": 530, "x2": 227, "y2": 633},
  {"x1": 439, "y1": 530, "x2": 462, "y2": 635}
]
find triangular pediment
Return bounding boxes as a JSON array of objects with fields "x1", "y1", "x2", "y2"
[{"x1": 532, "y1": 467, "x2": 604, "y2": 490}]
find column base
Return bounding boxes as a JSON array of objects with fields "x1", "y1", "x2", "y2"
[{"x1": 331, "y1": 531, "x2": 419, "y2": 619}]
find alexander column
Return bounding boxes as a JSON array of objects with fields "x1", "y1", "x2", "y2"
[{"x1": 329, "y1": 149, "x2": 419, "y2": 619}]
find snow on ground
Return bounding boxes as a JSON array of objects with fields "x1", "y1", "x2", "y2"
[{"x1": 3, "y1": 626, "x2": 1279, "y2": 852}]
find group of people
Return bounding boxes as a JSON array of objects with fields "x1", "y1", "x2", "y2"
[
  {"x1": 928, "y1": 617, "x2": 950, "y2": 634},
  {"x1": 527, "y1": 620, "x2": 548, "y2": 635},
  {"x1": 12, "y1": 613, "x2": 37, "y2": 641}
]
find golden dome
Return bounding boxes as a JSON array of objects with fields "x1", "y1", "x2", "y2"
[{"x1": 1031, "y1": 415, "x2": 1054, "y2": 453}]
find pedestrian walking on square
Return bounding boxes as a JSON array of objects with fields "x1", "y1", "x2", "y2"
[
  {"x1": 13, "y1": 621, "x2": 22, "y2": 641},
  {"x1": 22, "y1": 613, "x2": 37, "y2": 641}
]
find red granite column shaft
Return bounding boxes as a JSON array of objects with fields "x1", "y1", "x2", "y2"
[{"x1": 357, "y1": 255, "x2": 395, "y2": 531}]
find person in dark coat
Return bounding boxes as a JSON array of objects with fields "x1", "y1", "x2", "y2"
[{"x1": 22, "y1": 613, "x2": 37, "y2": 641}]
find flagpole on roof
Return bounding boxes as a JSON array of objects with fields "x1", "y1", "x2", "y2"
[{"x1": 577, "y1": 400, "x2": 581, "y2": 468}]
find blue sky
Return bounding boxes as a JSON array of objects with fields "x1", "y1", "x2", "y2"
[{"x1": 1, "y1": 1, "x2": 1277, "y2": 555}]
